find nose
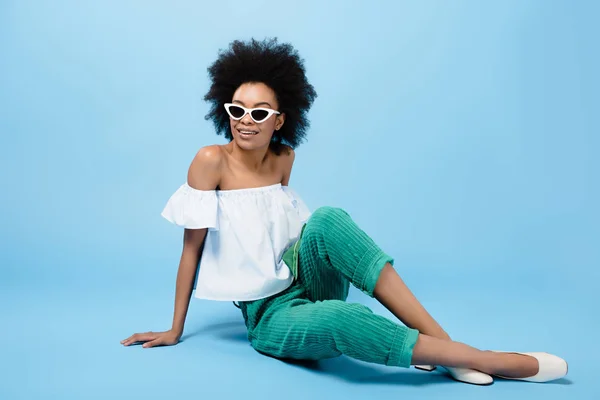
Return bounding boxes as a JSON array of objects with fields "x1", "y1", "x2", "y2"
[{"x1": 240, "y1": 112, "x2": 254, "y2": 125}]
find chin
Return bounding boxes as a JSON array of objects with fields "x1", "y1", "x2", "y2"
[
  {"x1": 235, "y1": 141, "x2": 253, "y2": 150},
  {"x1": 234, "y1": 136, "x2": 269, "y2": 150}
]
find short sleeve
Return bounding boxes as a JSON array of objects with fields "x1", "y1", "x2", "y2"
[
  {"x1": 282, "y1": 186, "x2": 311, "y2": 223},
  {"x1": 160, "y1": 183, "x2": 219, "y2": 230}
]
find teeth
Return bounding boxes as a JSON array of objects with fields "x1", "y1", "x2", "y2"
[{"x1": 240, "y1": 130, "x2": 257, "y2": 135}]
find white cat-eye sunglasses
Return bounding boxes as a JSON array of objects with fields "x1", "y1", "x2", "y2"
[{"x1": 224, "y1": 103, "x2": 281, "y2": 123}]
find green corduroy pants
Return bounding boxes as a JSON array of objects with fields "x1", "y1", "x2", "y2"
[{"x1": 239, "y1": 206, "x2": 420, "y2": 368}]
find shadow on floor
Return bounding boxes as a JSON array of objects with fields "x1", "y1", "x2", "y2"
[
  {"x1": 182, "y1": 320, "x2": 249, "y2": 343},
  {"x1": 283, "y1": 357, "x2": 453, "y2": 386}
]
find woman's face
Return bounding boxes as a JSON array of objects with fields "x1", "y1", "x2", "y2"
[{"x1": 228, "y1": 82, "x2": 285, "y2": 151}]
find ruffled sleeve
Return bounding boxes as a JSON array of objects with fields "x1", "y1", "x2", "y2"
[
  {"x1": 282, "y1": 186, "x2": 311, "y2": 223},
  {"x1": 160, "y1": 183, "x2": 219, "y2": 230}
]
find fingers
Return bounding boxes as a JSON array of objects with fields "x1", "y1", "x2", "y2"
[
  {"x1": 121, "y1": 332, "x2": 156, "y2": 346},
  {"x1": 142, "y1": 338, "x2": 162, "y2": 348}
]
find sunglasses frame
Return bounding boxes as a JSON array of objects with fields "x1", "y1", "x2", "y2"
[{"x1": 224, "y1": 103, "x2": 281, "y2": 123}]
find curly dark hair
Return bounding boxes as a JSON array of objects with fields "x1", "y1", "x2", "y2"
[{"x1": 203, "y1": 37, "x2": 317, "y2": 155}]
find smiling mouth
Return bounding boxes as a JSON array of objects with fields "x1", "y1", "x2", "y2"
[{"x1": 238, "y1": 129, "x2": 258, "y2": 136}]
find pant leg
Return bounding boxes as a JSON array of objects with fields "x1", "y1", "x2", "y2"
[
  {"x1": 298, "y1": 206, "x2": 394, "y2": 302},
  {"x1": 250, "y1": 298, "x2": 420, "y2": 368}
]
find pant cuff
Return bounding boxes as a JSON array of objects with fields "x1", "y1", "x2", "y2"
[
  {"x1": 352, "y1": 244, "x2": 394, "y2": 297},
  {"x1": 387, "y1": 326, "x2": 420, "y2": 368}
]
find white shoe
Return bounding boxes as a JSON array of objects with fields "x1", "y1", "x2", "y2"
[
  {"x1": 443, "y1": 366, "x2": 494, "y2": 385},
  {"x1": 414, "y1": 365, "x2": 493, "y2": 385},
  {"x1": 491, "y1": 351, "x2": 568, "y2": 383}
]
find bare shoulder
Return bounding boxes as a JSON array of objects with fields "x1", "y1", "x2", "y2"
[
  {"x1": 279, "y1": 144, "x2": 296, "y2": 185},
  {"x1": 187, "y1": 145, "x2": 223, "y2": 190},
  {"x1": 279, "y1": 144, "x2": 295, "y2": 163}
]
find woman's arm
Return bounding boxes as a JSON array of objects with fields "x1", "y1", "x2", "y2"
[
  {"x1": 121, "y1": 146, "x2": 222, "y2": 348},
  {"x1": 169, "y1": 227, "x2": 207, "y2": 338}
]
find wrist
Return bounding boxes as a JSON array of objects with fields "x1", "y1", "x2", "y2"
[{"x1": 171, "y1": 326, "x2": 184, "y2": 337}]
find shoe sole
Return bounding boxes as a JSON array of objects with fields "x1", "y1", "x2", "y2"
[
  {"x1": 415, "y1": 365, "x2": 493, "y2": 385},
  {"x1": 414, "y1": 365, "x2": 437, "y2": 372},
  {"x1": 448, "y1": 374, "x2": 494, "y2": 386}
]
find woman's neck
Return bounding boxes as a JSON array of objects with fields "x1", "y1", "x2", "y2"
[{"x1": 227, "y1": 141, "x2": 271, "y2": 171}]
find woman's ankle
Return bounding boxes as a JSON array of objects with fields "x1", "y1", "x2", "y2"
[{"x1": 481, "y1": 352, "x2": 539, "y2": 377}]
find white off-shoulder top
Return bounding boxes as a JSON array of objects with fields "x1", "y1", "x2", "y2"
[{"x1": 160, "y1": 182, "x2": 312, "y2": 301}]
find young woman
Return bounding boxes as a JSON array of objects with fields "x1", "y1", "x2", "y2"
[{"x1": 121, "y1": 38, "x2": 567, "y2": 385}]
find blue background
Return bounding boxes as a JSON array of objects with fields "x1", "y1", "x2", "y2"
[{"x1": 1, "y1": 0, "x2": 598, "y2": 399}]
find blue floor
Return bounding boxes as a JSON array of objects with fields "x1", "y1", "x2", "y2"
[
  {"x1": 2, "y1": 263, "x2": 595, "y2": 399},
  {"x1": 2, "y1": 1, "x2": 597, "y2": 398}
]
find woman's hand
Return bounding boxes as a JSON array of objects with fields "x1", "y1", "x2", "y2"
[{"x1": 120, "y1": 329, "x2": 181, "y2": 348}]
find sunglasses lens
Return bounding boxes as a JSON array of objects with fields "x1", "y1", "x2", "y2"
[
  {"x1": 251, "y1": 109, "x2": 269, "y2": 122},
  {"x1": 228, "y1": 105, "x2": 245, "y2": 119}
]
